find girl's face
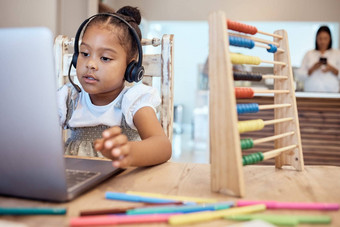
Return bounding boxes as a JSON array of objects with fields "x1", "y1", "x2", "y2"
[
  {"x1": 76, "y1": 25, "x2": 128, "y2": 105},
  {"x1": 317, "y1": 31, "x2": 331, "y2": 52}
]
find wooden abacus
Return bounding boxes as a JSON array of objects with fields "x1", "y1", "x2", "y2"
[{"x1": 208, "y1": 11, "x2": 304, "y2": 197}]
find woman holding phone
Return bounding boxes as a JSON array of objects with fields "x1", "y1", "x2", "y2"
[{"x1": 296, "y1": 25, "x2": 340, "y2": 92}]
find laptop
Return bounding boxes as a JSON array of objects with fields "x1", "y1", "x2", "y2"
[{"x1": 0, "y1": 27, "x2": 123, "y2": 202}]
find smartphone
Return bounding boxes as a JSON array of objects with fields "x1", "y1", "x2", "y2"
[{"x1": 319, "y1": 57, "x2": 327, "y2": 64}]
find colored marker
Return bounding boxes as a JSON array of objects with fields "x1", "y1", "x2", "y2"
[
  {"x1": 126, "y1": 191, "x2": 217, "y2": 203},
  {"x1": 168, "y1": 204, "x2": 266, "y2": 225},
  {"x1": 227, "y1": 214, "x2": 332, "y2": 226},
  {"x1": 80, "y1": 207, "x2": 137, "y2": 216},
  {"x1": 105, "y1": 192, "x2": 178, "y2": 203},
  {"x1": 70, "y1": 213, "x2": 178, "y2": 226},
  {"x1": 127, "y1": 201, "x2": 234, "y2": 215},
  {"x1": 237, "y1": 200, "x2": 340, "y2": 210},
  {"x1": 79, "y1": 202, "x2": 185, "y2": 216},
  {"x1": 0, "y1": 207, "x2": 66, "y2": 215}
]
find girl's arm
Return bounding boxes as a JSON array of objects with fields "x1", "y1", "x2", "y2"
[
  {"x1": 129, "y1": 106, "x2": 172, "y2": 166},
  {"x1": 95, "y1": 106, "x2": 172, "y2": 168}
]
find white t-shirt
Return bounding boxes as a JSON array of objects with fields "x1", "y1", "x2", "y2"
[
  {"x1": 57, "y1": 83, "x2": 161, "y2": 130},
  {"x1": 296, "y1": 49, "x2": 340, "y2": 92}
]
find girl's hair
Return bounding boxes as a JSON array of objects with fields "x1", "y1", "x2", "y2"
[
  {"x1": 84, "y1": 6, "x2": 142, "y2": 62},
  {"x1": 315, "y1": 25, "x2": 332, "y2": 50}
]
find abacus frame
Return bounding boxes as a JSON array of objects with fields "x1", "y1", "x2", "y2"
[{"x1": 208, "y1": 11, "x2": 304, "y2": 197}]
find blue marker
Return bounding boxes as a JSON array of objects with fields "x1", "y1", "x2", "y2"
[
  {"x1": 0, "y1": 207, "x2": 66, "y2": 215},
  {"x1": 105, "y1": 192, "x2": 179, "y2": 204},
  {"x1": 127, "y1": 201, "x2": 235, "y2": 215}
]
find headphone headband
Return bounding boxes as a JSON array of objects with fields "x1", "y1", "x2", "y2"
[
  {"x1": 73, "y1": 13, "x2": 143, "y2": 68},
  {"x1": 70, "y1": 12, "x2": 144, "y2": 92}
]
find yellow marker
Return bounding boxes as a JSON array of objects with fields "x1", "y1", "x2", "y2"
[
  {"x1": 169, "y1": 204, "x2": 266, "y2": 225},
  {"x1": 126, "y1": 191, "x2": 218, "y2": 203}
]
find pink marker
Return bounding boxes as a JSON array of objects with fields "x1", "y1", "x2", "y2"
[
  {"x1": 237, "y1": 200, "x2": 339, "y2": 211},
  {"x1": 70, "y1": 213, "x2": 178, "y2": 226}
]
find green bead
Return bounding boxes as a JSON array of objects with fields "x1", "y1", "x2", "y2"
[
  {"x1": 242, "y1": 152, "x2": 264, "y2": 166},
  {"x1": 242, "y1": 156, "x2": 249, "y2": 165},
  {"x1": 243, "y1": 155, "x2": 251, "y2": 165},
  {"x1": 249, "y1": 155, "x2": 255, "y2": 164},
  {"x1": 255, "y1": 153, "x2": 261, "y2": 162},
  {"x1": 240, "y1": 138, "x2": 254, "y2": 150},
  {"x1": 259, "y1": 152, "x2": 264, "y2": 161}
]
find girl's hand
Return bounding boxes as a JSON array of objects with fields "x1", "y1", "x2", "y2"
[{"x1": 94, "y1": 126, "x2": 132, "y2": 168}]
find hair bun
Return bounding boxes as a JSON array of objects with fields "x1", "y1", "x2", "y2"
[{"x1": 117, "y1": 6, "x2": 141, "y2": 25}]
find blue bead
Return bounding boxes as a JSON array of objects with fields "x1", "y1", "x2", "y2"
[
  {"x1": 267, "y1": 44, "x2": 277, "y2": 53},
  {"x1": 237, "y1": 103, "x2": 259, "y2": 114},
  {"x1": 229, "y1": 36, "x2": 254, "y2": 49}
]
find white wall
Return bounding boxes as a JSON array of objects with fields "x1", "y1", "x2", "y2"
[
  {"x1": 58, "y1": 0, "x2": 98, "y2": 37},
  {"x1": 107, "y1": 0, "x2": 340, "y2": 48},
  {"x1": 106, "y1": 0, "x2": 340, "y2": 23},
  {"x1": 0, "y1": 0, "x2": 58, "y2": 34},
  {"x1": 146, "y1": 21, "x2": 209, "y2": 126},
  {"x1": 0, "y1": 0, "x2": 98, "y2": 37}
]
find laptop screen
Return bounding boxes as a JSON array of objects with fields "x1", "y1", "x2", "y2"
[{"x1": 0, "y1": 27, "x2": 69, "y2": 200}]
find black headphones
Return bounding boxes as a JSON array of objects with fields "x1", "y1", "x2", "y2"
[{"x1": 69, "y1": 13, "x2": 145, "y2": 92}]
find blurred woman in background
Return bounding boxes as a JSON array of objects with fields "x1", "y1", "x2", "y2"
[{"x1": 296, "y1": 25, "x2": 340, "y2": 92}]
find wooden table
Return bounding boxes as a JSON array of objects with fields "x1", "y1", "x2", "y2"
[{"x1": 1, "y1": 162, "x2": 340, "y2": 226}]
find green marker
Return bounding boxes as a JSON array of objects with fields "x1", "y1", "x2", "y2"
[
  {"x1": 227, "y1": 214, "x2": 331, "y2": 226},
  {"x1": 0, "y1": 207, "x2": 67, "y2": 215}
]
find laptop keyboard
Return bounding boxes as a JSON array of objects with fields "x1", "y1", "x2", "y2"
[{"x1": 66, "y1": 169, "x2": 100, "y2": 192}]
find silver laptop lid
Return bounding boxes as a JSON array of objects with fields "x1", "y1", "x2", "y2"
[{"x1": 0, "y1": 27, "x2": 68, "y2": 201}]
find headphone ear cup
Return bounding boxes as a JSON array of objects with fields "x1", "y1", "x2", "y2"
[
  {"x1": 71, "y1": 53, "x2": 78, "y2": 68},
  {"x1": 132, "y1": 65, "x2": 145, "y2": 83},
  {"x1": 125, "y1": 61, "x2": 145, "y2": 83},
  {"x1": 124, "y1": 61, "x2": 137, "y2": 83}
]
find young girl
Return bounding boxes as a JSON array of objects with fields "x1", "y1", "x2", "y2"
[{"x1": 57, "y1": 6, "x2": 172, "y2": 168}]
